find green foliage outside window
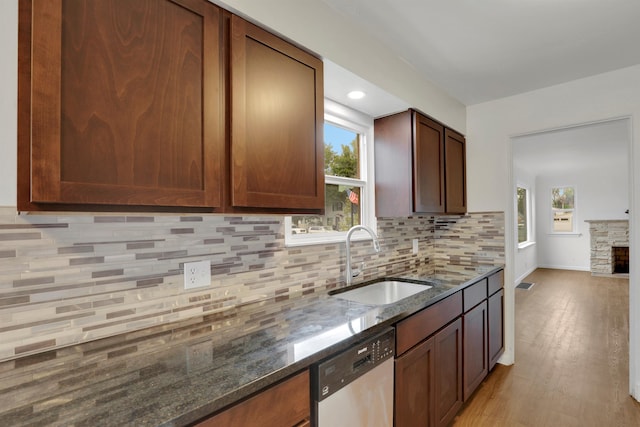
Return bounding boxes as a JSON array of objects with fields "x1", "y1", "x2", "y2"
[
  {"x1": 325, "y1": 139, "x2": 358, "y2": 178},
  {"x1": 517, "y1": 187, "x2": 528, "y2": 244},
  {"x1": 292, "y1": 123, "x2": 362, "y2": 234},
  {"x1": 551, "y1": 187, "x2": 574, "y2": 209}
]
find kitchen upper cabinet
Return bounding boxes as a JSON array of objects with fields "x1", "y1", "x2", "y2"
[
  {"x1": 414, "y1": 114, "x2": 446, "y2": 213},
  {"x1": 196, "y1": 370, "x2": 310, "y2": 427},
  {"x1": 374, "y1": 109, "x2": 466, "y2": 216},
  {"x1": 19, "y1": 0, "x2": 223, "y2": 210},
  {"x1": 18, "y1": 1, "x2": 324, "y2": 213},
  {"x1": 444, "y1": 128, "x2": 467, "y2": 213},
  {"x1": 229, "y1": 16, "x2": 324, "y2": 211}
]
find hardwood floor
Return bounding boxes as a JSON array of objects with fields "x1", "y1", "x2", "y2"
[{"x1": 453, "y1": 268, "x2": 640, "y2": 426}]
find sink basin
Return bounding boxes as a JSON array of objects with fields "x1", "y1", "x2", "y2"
[{"x1": 333, "y1": 280, "x2": 432, "y2": 305}]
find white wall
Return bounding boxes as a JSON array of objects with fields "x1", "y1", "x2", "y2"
[
  {"x1": 535, "y1": 165, "x2": 628, "y2": 271},
  {"x1": 0, "y1": 0, "x2": 17, "y2": 207},
  {"x1": 514, "y1": 166, "x2": 537, "y2": 283},
  {"x1": 467, "y1": 64, "x2": 640, "y2": 399}
]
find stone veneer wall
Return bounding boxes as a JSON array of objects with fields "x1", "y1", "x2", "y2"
[
  {"x1": 0, "y1": 208, "x2": 504, "y2": 361},
  {"x1": 586, "y1": 220, "x2": 629, "y2": 275}
]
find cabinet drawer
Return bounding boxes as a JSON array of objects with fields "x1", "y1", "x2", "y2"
[
  {"x1": 396, "y1": 292, "x2": 462, "y2": 355},
  {"x1": 488, "y1": 270, "x2": 504, "y2": 295},
  {"x1": 198, "y1": 370, "x2": 310, "y2": 427},
  {"x1": 463, "y1": 279, "x2": 487, "y2": 312}
]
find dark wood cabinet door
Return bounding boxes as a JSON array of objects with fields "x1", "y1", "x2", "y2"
[
  {"x1": 488, "y1": 288, "x2": 505, "y2": 370},
  {"x1": 374, "y1": 110, "x2": 413, "y2": 217},
  {"x1": 21, "y1": 0, "x2": 223, "y2": 209},
  {"x1": 444, "y1": 128, "x2": 466, "y2": 213},
  {"x1": 413, "y1": 112, "x2": 445, "y2": 213},
  {"x1": 395, "y1": 337, "x2": 436, "y2": 427},
  {"x1": 197, "y1": 370, "x2": 310, "y2": 427},
  {"x1": 434, "y1": 318, "x2": 463, "y2": 427},
  {"x1": 230, "y1": 15, "x2": 324, "y2": 210},
  {"x1": 463, "y1": 301, "x2": 488, "y2": 401}
]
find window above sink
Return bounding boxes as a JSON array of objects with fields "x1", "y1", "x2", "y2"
[{"x1": 285, "y1": 99, "x2": 377, "y2": 247}]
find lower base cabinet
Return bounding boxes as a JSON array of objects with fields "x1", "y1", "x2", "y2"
[
  {"x1": 462, "y1": 301, "x2": 488, "y2": 401},
  {"x1": 395, "y1": 336, "x2": 435, "y2": 427},
  {"x1": 434, "y1": 318, "x2": 463, "y2": 427},
  {"x1": 488, "y1": 288, "x2": 505, "y2": 370},
  {"x1": 394, "y1": 269, "x2": 503, "y2": 427},
  {"x1": 196, "y1": 370, "x2": 310, "y2": 427},
  {"x1": 395, "y1": 318, "x2": 463, "y2": 427}
]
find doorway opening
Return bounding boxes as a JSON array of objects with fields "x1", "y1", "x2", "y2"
[{"x1": 509, "y1": 116, "x2": 632, "y2": 368}]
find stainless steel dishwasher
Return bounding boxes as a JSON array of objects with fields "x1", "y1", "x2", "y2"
[{"x1": 312, "y1": 327, "x2": 395, "y2": 427}]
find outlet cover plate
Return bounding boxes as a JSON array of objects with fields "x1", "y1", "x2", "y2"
[
  {"x1": 412, "y1": 238, "x2": 419, "y2": 255},
  {"x1": 184, "y1": 260, "x2": 211, "y2": 290}
]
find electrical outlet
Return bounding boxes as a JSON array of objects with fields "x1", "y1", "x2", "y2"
[
  {"x1": 183, "y1": 260, "x2": 211, "y2": 290},
  {"x1": 412, "y1": 238, "x2": 419, "y2": 255}
]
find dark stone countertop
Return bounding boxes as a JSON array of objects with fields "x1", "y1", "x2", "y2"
[{"x1": 0, "y1": 265, "x2": 502, "y2": 427}]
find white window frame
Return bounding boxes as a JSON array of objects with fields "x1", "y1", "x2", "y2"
[
  {"x1": 516, "y1": 184, "x2": 534, "y2": 248},
  {"x1": 550, "y1": 185, "x2": 578, "y2": 234},
  {"x1": 284, "y1": 99, "x2": 376, "y2": 246}
]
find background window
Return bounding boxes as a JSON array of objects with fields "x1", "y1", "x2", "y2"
[
  {"x1": 551, "y1": 186, "x2": 575, "y2": 233},
  {"x1": 517, "y1": 186, "x2": 530, "y2": 244}
]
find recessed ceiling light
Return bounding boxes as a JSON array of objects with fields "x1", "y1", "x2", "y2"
[{"x1": 347, "y1": 90, "x2": 366, "y2": 100}]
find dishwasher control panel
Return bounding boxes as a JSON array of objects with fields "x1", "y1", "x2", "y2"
[{"x1": 313, "y1": 328, "x2": 395, "y2": 401}]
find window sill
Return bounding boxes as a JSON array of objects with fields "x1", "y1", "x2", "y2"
[
  {"x1": 285, "y1": 231, "x2": 375, "y2": 248},
  {"x1": 518, "y1": 241, "x2": 536, "y2": 250}
]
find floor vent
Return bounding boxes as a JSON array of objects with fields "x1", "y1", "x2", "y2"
[{"x1": 516, "y1": 282, "x2": 535, "y2": 290}]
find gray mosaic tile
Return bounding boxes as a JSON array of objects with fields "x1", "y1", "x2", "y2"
[{"x1": 0, "y1": 232, "x2": 41, "y2": 241}]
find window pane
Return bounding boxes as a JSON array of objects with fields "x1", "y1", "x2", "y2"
[
  {"x1": 551, "y1": 187, "x2": 574, "y2": 209},
  {"x1": 553, "y1": 211, "x2": 574, "y2": 232},
  {"x1": 292, "y1": 184, "x2": 361, "y2": 233},
  {"x1": 551, "y1": 186, "x2": 575, "y2": 232},
  {"x1": 517, "y1": 187, "x2": 528, "y2": 243},
  {"x1": 324, "y1": 123, "x2": 359, "y2": 179}
]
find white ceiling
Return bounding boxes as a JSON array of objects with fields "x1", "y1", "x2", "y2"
[
  {"x1": 321, "y1": 0, "x2": 640, "y2": 106},
  {"x1": 513, "y1": 119, "x2": 630, "y2": 176},
  {"x1": 320, "y1": 1, "x2": 635, "y2": 175},
  {"x1": 324, "y1": 60, "x2": 410, "y2": 118}
]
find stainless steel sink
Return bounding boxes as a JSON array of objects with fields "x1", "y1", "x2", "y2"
[{"x1": 333, "y1": 280, "x2": 432, "y2": 305}]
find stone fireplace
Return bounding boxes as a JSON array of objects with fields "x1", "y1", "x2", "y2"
[{"x1": 586, "y1": 219, "x2": 629, "y2": 275}]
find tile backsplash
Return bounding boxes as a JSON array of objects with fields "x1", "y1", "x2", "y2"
[{"x1": 0, "y1": 208, "x2": 504, "y2": 361}]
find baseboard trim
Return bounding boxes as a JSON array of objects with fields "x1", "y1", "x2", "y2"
[{"x1": 536, "y1": 264, "x2": 590, "y2": 272}]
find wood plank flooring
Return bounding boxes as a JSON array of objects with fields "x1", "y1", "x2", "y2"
[{"x1": 453, "y1": 268, "x2": 640, "y2": 427}]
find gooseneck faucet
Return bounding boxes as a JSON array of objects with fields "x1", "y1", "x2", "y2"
[{"x1": 345, "y1": 225, "x2": 381, "y2": 286}]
